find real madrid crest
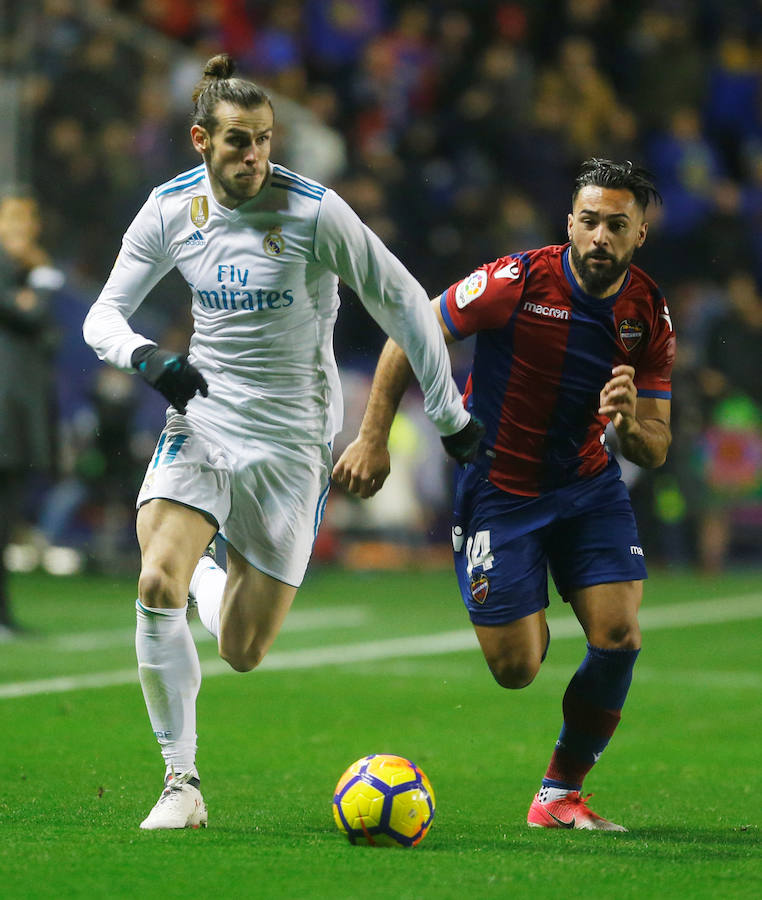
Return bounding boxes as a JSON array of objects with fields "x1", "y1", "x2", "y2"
[
  {"x1": 618, "y1": 318, "x2": 645, "y2": 351},
  {"x1": 263, "y1": 226, "x2": 285, "y2": 257},
  {"x1": 470, "y1": 574, "x2": 490, "y2": 605},
  {"x1": 190, "y1": 196, "x2": 209, "y2": 227}
]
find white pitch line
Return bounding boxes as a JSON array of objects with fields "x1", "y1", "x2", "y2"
[
  {"x1": 638, "y1": 595, "x2": 762, "y2": 630},
  {"x1": 51, "y1": 606, "x2": 372, "y2": 652},
  {"x1": 363, "y1": 660, "x2": 762, "y2": 691},
  {"x1": 1, "y1": 593, "x2": 760, "y2": 700}
]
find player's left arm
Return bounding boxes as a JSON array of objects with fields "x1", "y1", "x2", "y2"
[
  {"x1": 599, "y1": 365, "x2": 671, "y2": 468},
  {"x1": 314, "y1": 190, "x2": 468, "y2": 438}
]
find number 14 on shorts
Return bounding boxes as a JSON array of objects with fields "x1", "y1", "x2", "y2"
[{"x1": 465, "y1": 530, "x2": 494, "y2": 576}]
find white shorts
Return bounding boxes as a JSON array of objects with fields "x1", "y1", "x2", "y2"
[{"x1": 136, "y1": 413, "x2": 332, "y2": 586}]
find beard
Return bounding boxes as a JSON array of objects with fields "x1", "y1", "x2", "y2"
[
  {"x1": 206, "y1": 149, "x2": 264, "y2": 207},
  {"x1": 570, "y1": 241, "x2": 633, "y2": 296},
  {"x1": 210, "y1": 167, "x2": 260, "y2": 205}
]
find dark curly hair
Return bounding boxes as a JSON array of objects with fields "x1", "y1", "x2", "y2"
[
  {"x1": 191, "y1": 54, "x2": 272, "y2": 133},
  {"x1": 573, "y1": 158, "x2": 662, "y2": 212}
]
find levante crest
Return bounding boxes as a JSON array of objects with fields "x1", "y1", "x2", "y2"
[
  {"x1": 470, "y1": 574, "x2": 490, "y2": 605},
  {"x1": 618, "y1": 318, "x2": 645, "y2": 351}
]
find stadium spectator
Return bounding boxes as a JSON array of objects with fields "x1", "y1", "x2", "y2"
[
  {"x1": 623, "y1": 5, "x2": 706, "y2": 131},
  {"x1": 737, "y1": 140, "x2": 762, "y2": 283},
  {"x1": 696, "y1": 271, "x2": 762, "y2": 572},
  {"x1": 240, "y1": 1, "x2": 302, "y2": 78},
  {"x1": 46, "y1": 30, "x2": 137, "y2": 131},
  {"x1": 0, "y1": 187, "x2": 63, "y2": 636},
  {"x1": 82, "y1": 54, "x2": 482, "y2": 830},
  {"x1": 703, "y1": 30, "x2": 762, "y2": 175},
  {"x1": 486, "y1": 189, "x2": 553, "y2": 263},
  {"x1": 304, "y1": 0, "x2": 388, "y2": 86},
  {"x1": 135, "y1": 0, "x2": 199, "y2": 44},
  {"x1": 334, "y1": 159, "x2": 674, "y2": 831},
  {"x1": 535, "y1": 36, "x2": 620, "y2": 161},
  {"x1": 647, "y1": 105, "x2": 724, "y2": 236}
]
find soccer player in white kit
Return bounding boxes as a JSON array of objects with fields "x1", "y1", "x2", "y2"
[{"x1": 82, "y1": 54, "x2": 483, "y2": 829}]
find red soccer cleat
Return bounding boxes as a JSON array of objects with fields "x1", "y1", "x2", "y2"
[{"x1": 527, "y1": 791, "x2": 627, "y2": 831}]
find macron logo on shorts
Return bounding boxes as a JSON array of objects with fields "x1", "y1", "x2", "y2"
[{"x1": 630, "y1": 545, "x2": 644, "y2": 556}]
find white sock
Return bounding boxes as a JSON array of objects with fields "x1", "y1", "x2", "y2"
[
  {"x1": 190, "y1": 558, "x2": 225, "y2": 640},
  {"x1": 135, "y1": 601, "x2": 201, "y2": 779},
  {"x1": 538, "y1": 785, "x2": 574, "y2": 804}
]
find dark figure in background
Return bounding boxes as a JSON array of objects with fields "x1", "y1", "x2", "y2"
[
  {"x1": 0, "y1": 187, "x2": 62, "y2": 637},
  {"x1": 697, "y1": 272, "x2": 762, "y2": 572}
]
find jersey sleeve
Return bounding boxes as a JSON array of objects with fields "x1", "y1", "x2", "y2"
[
  {"x1": 82, "y1": 191, "x2": 175, "y2": 371},
  {"x1": 314, "y1": 189, "x2": 469, "y2": 436},
  {"x1": 634, "y1": 295, "x2": 675, "y2": 399},
  {"x1": 440, "y1": 255, "x2": 529, "y2": 340}
]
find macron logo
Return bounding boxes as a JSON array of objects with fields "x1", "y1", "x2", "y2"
[
  {"x1": 184, "y1": 230, "x2": 206, "y2": 246},
  {"x1": 630, "y1": 545, "x2": 644, "y2": 556},
  {"x1": 523, "y1": 301, "x2": 569, "y2": 320}
]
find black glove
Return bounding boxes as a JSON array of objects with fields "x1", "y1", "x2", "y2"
[
  {"x1": 441, "y1": 415, "x2": 485, "y2": 465},
  {"x1": 131, "y1": 345, "x2": 208, "y2": 414}
]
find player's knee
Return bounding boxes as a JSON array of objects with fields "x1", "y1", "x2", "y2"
[
  {"x1": 594, "y1": 621, "x2": 641, "y2": 651},
  {"x1": 219, "y1": 640, "x2": 266, "y2": 673},
  {"x1": 488, "y1": 655, "x2": 541, "y2": 690},
  {"x1": 138, "y1": 565, "x2": 183, "y2": 609}
]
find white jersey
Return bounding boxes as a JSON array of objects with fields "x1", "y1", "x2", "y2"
[{"x1": 83, "y1": 161, "x2": 468, "y2": 444}]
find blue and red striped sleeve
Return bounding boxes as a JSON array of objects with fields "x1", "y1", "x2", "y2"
[{"x1": 440, "y1": 255, "x2": 529, "y2": 339}]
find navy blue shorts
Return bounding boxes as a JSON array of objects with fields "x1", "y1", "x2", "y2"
[{"x1": 452, "y1": 461, "x2": 647, "y2": 626}]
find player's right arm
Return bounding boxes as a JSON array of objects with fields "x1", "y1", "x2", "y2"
[
  {"x1": 82, "y1": 193, "x2": 208, "y2": 414},
  {"x1": 333, "y1": 299, "x2": 465, "y2": 498},
  {"x1": 333, "y1": 255, "x2": 524, "y2": 497},
  {"x1": 83, "y1": 193, "x2": 172, "y2": 369}
]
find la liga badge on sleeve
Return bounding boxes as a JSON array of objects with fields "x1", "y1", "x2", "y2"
[{"x1": 455, "y1": 270, "x2": 488, "y2": 308}]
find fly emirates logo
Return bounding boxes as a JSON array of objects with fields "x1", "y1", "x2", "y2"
[
  {"x1": 191, "y1": 264, "x2": 294, "y2": 312},
  {"x1": 523, "y1": 301, "x2": 569, "y2": 320}
]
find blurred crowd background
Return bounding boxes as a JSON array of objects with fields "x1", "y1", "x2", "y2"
[{"x1": 1, "y1": 0, "x2": 761, "y2": 591}]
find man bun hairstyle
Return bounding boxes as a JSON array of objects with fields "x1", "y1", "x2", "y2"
[
  {"x1": 573, "y1": 158, "x2": 662, "y2": 212},
  {"x1": 192, "y1": 53, "x2": 272, "y2": 133}
]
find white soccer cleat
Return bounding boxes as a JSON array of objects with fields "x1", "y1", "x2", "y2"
[{"x1": 139, "y1": 771, "x2": 208, "y2": 830}]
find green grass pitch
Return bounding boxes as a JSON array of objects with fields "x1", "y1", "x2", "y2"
[{"x1": 1, "y1": 566, "x2": 760, "y2": 899}]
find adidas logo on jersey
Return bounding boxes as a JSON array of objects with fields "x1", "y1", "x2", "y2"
[{"x1": 184, "y1": 230, "x2": 206, "y2": 246}]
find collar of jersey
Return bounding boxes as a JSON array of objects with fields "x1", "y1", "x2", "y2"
[{"x1": 562, "y1": 245, "x2": 630, "y2": 309}]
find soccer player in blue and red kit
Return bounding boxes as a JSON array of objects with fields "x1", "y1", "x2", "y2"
[{"x1": 334, "y1": 159, "x2": 675, "y2": 831}]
